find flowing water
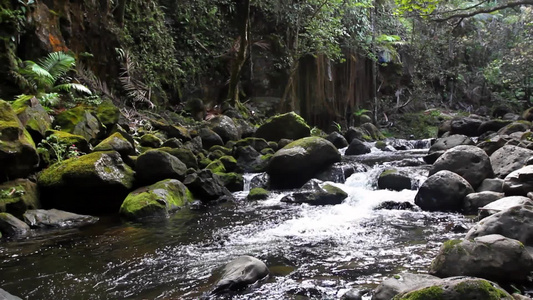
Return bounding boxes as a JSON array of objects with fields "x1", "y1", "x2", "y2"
[{"x1": 0, "y1": 141, "x2": 471, "y2": 299}]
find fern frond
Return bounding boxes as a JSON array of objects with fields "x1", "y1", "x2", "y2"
[
  {"x1": 53, "y1": 83, "x2": 92, "y2": 95},
  {"x1": 39, "y1": 92, "x2": 61, "y2": 108},
  {"x1": 19, "y1": 61, "x2": 54, "y2": 88},
  {"x1": 38, "y1": 51, "x2": 76, "y2": 80}
]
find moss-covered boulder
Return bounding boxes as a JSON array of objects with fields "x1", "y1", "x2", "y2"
[
  {"x1": 11, "y1": 96, "x2": 51, "y2": 140},
  {"x1": 206, "y1": 160, "x2": 226, "y2": 173},
  {"x1": 183, "y1": 169, "x2": 233, "y2": 202},
  {"x1": 360, "y1": 123, "x2": 385, "y2": 140},
  {"x1": 119, "y1": 179, "x2": 193, "y2": 220},
  {"x1": 219, "y1": 155, "x2": 237, "y2": 172},
  {"x1": 281, "y1": 180, "x2": 348, "y2": 205},
  {"x1": 208, "y1": 115, "x2": 240, "y2": 143},
  {"x1": 235, "y1": 137, "x2": 270, "y2": 153},
  {"x1": 151, "y1": 121, "x2": 192, "y2": 142},
  {"x1": 53, "y1": 106, "x2": 104, "y2": 144},
  {"x1": 199, "y1": 127, "x2": 224, "y2": 150},
  {"x1": 0, "y1": 179, "x2": 40, "y2": 219},
  {"x1": 255, "y1": 112, "x2": 311, "y2": 142},
  {"x1": 135, "y1": 149, "x2": 188, "y2": 185},
  {"x1": 38, "y1": 151, "x2": 135, "y2": 214},
  {"x1": 93, "y1": 132, "x2": 134, "y2": 156},
  {"x1": 160, "y1": 147, "x2": 198, "y2": 169},
  {"x1": 94, "y1": 100, "x2": 120, "y2": 129},
  {"x1": 139, "y1": 133, "x2": 163, "y2": 148},
  {"x1": 268, "y1": 137, "x2": 341, "y2": 189},
  {"x1": 247, "y1": 187, "x2": 269, "y2": 200},
  {"x1": 0, "y1": 100, "x2": 39, "y2": 181},
  {"x1": 44, "y1": 130, "x2": 90, "y2": 153},
  {"x1": 215, "y1": 172, "x2": 243, "y2": 192}
]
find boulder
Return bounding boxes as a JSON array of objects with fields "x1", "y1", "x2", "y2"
[
  {"x1": 415, "y1": 170, "x2": 474, "y2": 212},
  {"x1": 344, "y1": 127, "x2": 364, "y2": 143},
  {"x1": 54, "y1": 106, "x2": 104, "y2": 143},
  {"x1": 235, "y1": 137, "x2": 270, "y2": 153},
  {"x1": 23, "y1": 209, "x2": 98, "y2": 228},
  {"x1": 254, "y1": 112, "x2": 310, "y2": 142},
  {"x1": 208, "y1": 115, "x2": 240, "y2": 143},
  {"x1": 503, "y1": 165, "x2": 533, "y2": 196},
  {"x1": 11, "y1": 96, "x2": 51, "y2": 140},
  {"x1": 378, "y1": 169, "x2": 412, "y2": 191},
  {"x1": 199, "y1": 127, "x2": 224, "y2": 150},
  {"x1": 0, "y1": 100, "x2": 39, "y2": 181},
  {"x1": 326, "y1": 131, "x2": 349, "y2": 149},
  {"x1": 183, "y1": 169, "x2": 233, "y2": 202},
  {"x1": 151, "y1": 122, "x2": 191, "y2": 142},
  {"x1": 372, "y1": 273, "x2": 441, "y2": 300},
  {"x1": 247, "y1": 187, "x2": 269, "y2": 201},
  {"x1": 392, "y1": 277, "x2": 512, "y2": 300},
  {"x1": 375, "y1": 201, "x2": 416, "y2": 211},
  {"x1": 38, "y1": 151, "x2": 135, "y2": 214},
  {"x1": 212, "y1": 256, "x2": 269, "y2": 294},
  {"x1": 476, "y1": 135, "x2": 508, "y2": 156},
  {"x1": 139, "y1": 133, "x2": 163, "y2": 148},
  {"x1": 345, "y1": 139, "x2": 371, "y2": 155},
  {"x1": 462, "y1": 191, "x2": 504, "y2": 215},
  {"x1": 424, "y1": 134, "x2": 474, "y2": 164},
  {"x1": 43, "y1": 130, "x2": 90, "y2": 153},
  {"x1": 0, "y1": 212, "x2": 30, "y2": 236},
  {"x1": 497, "y1": 121, "x2": 531, "y2": 136},
  {"x1": 360, "y1": 123, "x2": 385, "y2": 140},
  {"x1": 119, "y1": 179, "x2": 193, "y2": 220},
  {"x1": 267, "y1": 137, "x2": 341, "y2": 189},
  {"x1": 477, "y1": 178, "x2": 504, "y2": 193},
  {"x1": 135, "y1": 149, "x2": 187, "y2": 185},
  {"x1": 316, "y1": 163, "x2": 366, "y2": 183},
  {"x1": 234, "y1": 145, "x2": 270, "y2": 173},
  {"x1": 429, "y1": 145, "x2": 493, "y2": 188},
  {"x1": 233, "y1": 118, "x2": 256, "y2": 138},
  {"x1": 450, "y1": 117, "x2": 483, "y2": 136},
  {"x1": 281, "y1": 180, "x2": 348, "y2": 205},
  {"x1": 93, "y1": 132, "x2": 134, "y2": 156},
  {"x1": 94, "y1": 100, "x2": 120, "y2": 129},
  {"x1": 215, "y1": 172, "x2": 243, "y2": 192},
  {"x1": 466, "y1": 205, "x2": 533, "y2": 246},
  {"x1": 478, "y1": 119, "x2": 513, "y2": 135},
  {"x1": 478, "y1": 196, "x2": 533, "y2": 218},
  {"x1": 0, "y1": 179, "x2": 40, "y2": 219},
  {"x1": 490, "y1": 145, "x2": 533, "y2": 178},
  {"x1": 160, "y1": 147, "x2": 198, "y2": 170},
  {"x1": 429, "y1": 235, "x2": 533, "y2": 283}
]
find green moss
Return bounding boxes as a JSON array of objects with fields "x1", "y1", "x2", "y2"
[
  {"x1": 94, "y1": 100, "x2": 119, "y2": 127},
  {"x1": 284, "y1": 136, "x2": 323, "y2": 149},
  {"x1": 206, "y1": 160, "x2": 226, "y2": 173},
  {"x1": 219, "y1": 155, "x2": 237, "y2": 171},
  {"x1": 208, "y1": 145, "x2": 232, "y2": 155},
  {"x1": 139, "y1": 134, "x2": 163, "y2": 147},
  {"x1": 247, "y1": 187, "x2": 269, "y2": 200},
  {"x1": 453, "y1": 280, "x2": 509, "y2": 300},
  {"x1": 208, "y1": 149, "x2": 226, "y2": 160},
  {"x1": 441, "y1": 239, "x2": 462, "y2": 254},
  {"x1": 380, "y1": 169, "x2": 398, "y2": 178},
  {"x1": 322, "y1": 184, "x2": 348, "y2": 197},
  {"x1": 54, "y1": 106, "x2": 87, "y2": 133},
  {"x1": 393, "y1": 286, "x2": 444, "y2": 300}
]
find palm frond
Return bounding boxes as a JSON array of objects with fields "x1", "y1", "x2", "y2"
[
  {"x1": 10, "y1": 70, "x2": 37, "y2": 93},
  {"x1": 53, "y1": 83, "x2": 92, "y2": 95},
  {"x1": 19, "y1": 61, "x2": 54, "y2": 88},
  {"x1": 38, "y1": 51, "x2": 76, "y2": 80}
]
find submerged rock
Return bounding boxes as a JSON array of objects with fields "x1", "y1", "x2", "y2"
[
  {"x1": 23, "y1": 209, "x2": 98, "y2": 228},
  {"x1": 212, "y1": 255, "x2": 269, "y2": 294},
  {"x1": 281, "y1": 180, "x2": 348, "y2": 205},
  {"x1": 415, "y1": 170, "x2": 474, "y2": 212},
  {"x1": 429, "y1": 235, "x2": 533, "y2": 283}
]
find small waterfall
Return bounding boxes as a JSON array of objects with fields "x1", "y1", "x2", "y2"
[{"x1": 243, "y1": 173, "x2": 262, "y2": 191}]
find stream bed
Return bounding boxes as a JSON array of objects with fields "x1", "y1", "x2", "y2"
[{"x1": 0, "y1": 143, "x2": 471, "y2": 299}]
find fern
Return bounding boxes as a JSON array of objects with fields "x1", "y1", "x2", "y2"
[
  {"x1": 53, "y1": 83, "x2": 92, "y2": 95},
  {"x1": 38, "y1": 51, "x2": 76, "y2": 79}
]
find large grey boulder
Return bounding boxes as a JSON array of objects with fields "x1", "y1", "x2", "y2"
[
  {"x1": 254, "y1": 112, "x2": 310, "y2": 142},
  {"x1": 478, "y1": 196, "x2": 533, "y2": 219},
  {"x1": 267, "y1": 137, "x2": 341, "y2": 189},
  {"x1": 429, "y1": 235, "x2": 533, "y2": 282},
  {"x1": 490, "y1": 145, "x2": 533, "y2": 178},
  {"x1": 463, "y1": 191, "x2": 505, "y2": 215},
  {"x1": 378, "y1": 169, "x2": 412, "y2": 191},
  {"x1": 135, "y1": 149, "x2": 187, "y2": 185},
  {"x1": 23, "y1": 209, "x2": 98, "y2": 228},
  {"x1": 199, "y1": 127, "x2": 224, "y2": 150},
  {"x1": 425, "y1": 134, "x2": 474, "y2": 164},
  {"x1": 212, "y1": 255, "x2": 269, "y2": 294},
  {"x1": 183, "y1": 169, "x2": 233, "y2": 203},
  {"x1": 503, "y1": 165, "x2": 533, "y2": 196},
  {"x1": 0, "y1": 212, "x2": 30, "y2": 236},
  {"x1": 429, "y1": 145, "x2": 493, "y2": 188},
  {"x1": 466, "y1": 205, "x2": 533, "y2": 246},
  {"x1": 477, "y1": 178, "x2": 504, "y2": 192},
  {"x1": 208, "y1": 115, "x2": 240, "y2": 144},
  {"x1": 415, "y1": 171, "x2": 474, "y2": 212},
  {"x1": 372, "y1": 273, "x2": 441, "y2": 300},
  {"x1": 326, "y1": 131, "x2": 349, "y2": 149}
]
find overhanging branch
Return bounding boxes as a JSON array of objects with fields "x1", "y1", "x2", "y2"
[{"x1": 432, "y1": 0, "x2": 533, "y2": 22}]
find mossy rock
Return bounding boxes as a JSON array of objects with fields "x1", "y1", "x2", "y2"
[
  {"x1": 247, "y1": 187, "x2": 269, "y2": 200},
  {"x1": 497, "y1": 121, "x2": 531, "y2": 136},
  {"x1": 160, "y1": 147, "x2": 198, "y2": 169},
  {"x1": 209, "y1": 145, "x2": 232, "y2": 156},
  {"x1": 255, "y1": 112, "x2": 311, "y2": 142},
  {"x1": 219, "y1": 155, "x2": 237, "y2": 172},
  {"x1": 375, "y1": 140, "x2": 387, "y2": 150},
  {"x1": 139, "y1": 133, "x2": 163, "y2": 148},
  {"x1": 11, "y1": 96, "x2": 51, "y2": 140},
  {"x1": 54, "y1": 106, "x2": 104, "y2": 143},
  {"x1": 206, "y1": 160, "x2": 226, "y2": 173},
  {"x1": 161, "y1": 137, "x2": 183, "y2": 148},
  {"x1": 93, "y1": 132, "x2": 134, "y2": 156},
  {"x1": 208, "y1": 149, "x2": 227, "y2": 160},
  {"x1": 135, "y1": 149, "x2": 187, "y2": 185},
  {"x1": 235, "y1": 137, "x2": 270, "y2": 152},
  {"x1": 94, "y1": 100, "x2": 120, "y2": 128},
  {"x1": 44, "y1": 130, "x2": 90, "y2": 153},
  {"x1": 151, "y1": 120, "x2": 192, "y2": 142},
  {"x1": 38, "y1": 151, "x2": 135, "y2": 214},
  {"x1": 0, "y1": 179, "x2": 40, "y2": 219},
  {"x1": 0, "y1": 100, "x2": 39, "y2": 181},
  {"x1": 215, "y1": 172, "x2": 243, "y2": 192},
  {"x1": 119, "y1": 179, "x2": 193, "y2": 220},
  {"x1": 388, "y1": 112, "x2": 442, "y2": 139}
]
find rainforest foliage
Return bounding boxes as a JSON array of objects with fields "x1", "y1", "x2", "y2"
[{"x1": 0, "y1": 0, "x2": 531, "y2": 126}]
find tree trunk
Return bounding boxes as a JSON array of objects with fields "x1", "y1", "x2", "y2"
[
  {"x1": 227, "y1": 0, "x2": 251, "y2": 106},
  {"x1": 115, "y1": 0, "x2": 126, "y2": 27}
]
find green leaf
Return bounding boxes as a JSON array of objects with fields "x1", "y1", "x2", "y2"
[{"x1": 53, "y1": 83, "x2": 92, "y2": 95}]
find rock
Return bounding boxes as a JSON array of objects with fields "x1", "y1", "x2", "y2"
[
  {"x1": 219, "y1": 155, "x2": 238, "y2": 172},
  {"x1": 429, "y1": 145, "x2": 493, "y2": 188},
  {"x1": 477, "y1": 178, "x2": 504, "y2": 192},
  {"x1": 429, "y1": 235, "x2": 533, "y2": 283},
  {"x1": 199, "y1": 127, "x2": 224, "y2": 150},
  {"x1": 23, "y1": 209, "x2": 98, "y2": 228},
  {"x1": 490, "y1": 145, "x2": 533, "y2": 178},
  {"x1": 392, "y1": 277, "x2": 512, "y2": 300},
  {"x1": 281, "y1": 181, "x2": 348, "y2": 205},
  {"x1": 0, "y1": 212, "x2": 30, "y2": 236},
  {"x1": 423, "y1": 151, "x2": 444, "y2": 164},
  {"x1": 119, "y1": 179, "x2": 193, "y2": 220},
  {"x1": 94, "y1": 100, "x2": 120, "y2": 129},
  {"x1": 234, "y1": 145, "x2": 270, "y2": 173},
  {"x1": 11, "y1": 96, "x2": 51, "y2": 140},
  {"x1": 466, "y1": 205, "x2": 533, "y2": 246},
  {"x1": 316, "y1": 163, "x2": 366, "y2": 183},
  {"x1": 183, "y1": 169, "x2": 233, "y2": 202},
  {"x1": 151, "y1": 122, "x2": 191, "y2": 142},
  {"x1": 415, "y1": 170, "x2": 474, "y2": 212},
  {"x1": 375, "y1": 201, "x2": 416, "y2": 211},
  {"x1": 345, "y1": 138, "x2": 371, "y2": 155},
  {"x1": 372, "y1": 273, "x2": 441, "y2": 300},
  {"x1": 0, "y1": 100, "x2": 39, "y2": 181},
  {"x1": 159, "y1": 147, "x2": 198, "y2": 170},
  {"x1": 497, "y1": 121, "x2": 531, "y2": 136},
  {"x1": 0, "y1": 288, "x2": 22, "y2": 300},
  {"x1": 254, "y1": 112, "x2": 310, "y2": 142},
  {"x1": 135, "y1": 149, "x2": 187, "y2": 185},
  {"x1": 233, "y1": 118, "x2": 256, "y2": 138},
  {"x1": 478, "y1": 119, "x2": 513, "y2": 135},
  {"x1": 478, "y1": 196, "x2": 533, "y2": 218},
  {"x1": 326, "y1": 131, "x2": 349, "y2": 149},
  {"x1": 341, "y1": 289, "x2": 368, "y2": 300},
  {"x1": 235, "y1": 137, "x2": 270, "y2": 153},
  {"x1": 43, "y1": 130, "x2": 90, "y2": 153},
  {"x1": 212, "y1": 255, "x2": 269, "y2": 294},
  {"x1": 344, "y1": 127, "x2": 364, "y2": 143},
  {"x1": 503, "y1": 165, "x2": 533, "y2": 196},
  {"x1": 0, "y1": 179, "x2": 40, "y2": 219},
  {"x1": 428, "y1": 134, "x2": 474, "y2": 154},
  {"x1": 477, "y1": 135, "x2": 508, "y2": 156},
  {"x1": 267, "y1": 137, "x2": 341, "y2": 189},
  {"x1": 250, "y1": 173, "x2": 270, "y2": 190},
  {"x1": 215, "y1": 172, "x2": 243, "y2": 192},
  {"x1": 208, "y1": 115, "x2": 240, "y2": 143},
  {"x1": 247, "y1": 187, "x2": 269, "y2": 201},
  {"x1": 38, "y1": 151, "x2": 135, "y2": 214},
  {"x1": 360, "y1": 123, "x2": 385, "y2": 140},
  {"x1": 161, "y1": 137, "x2": 183, "y2": 148},
  {"x1": 54, "y1": 106, "x2": 104, "y2": 143},
  {"x1": 463, "y1": 191, "x2": 505, "y2": 215},
  {"x1": 139, "y1": 133, "x2": 163, "y2": 148},
  {"x1": 93, "y1": 132, "x2": 134, "y2": 156},
  {"x1": 450, "y1": 117, "x2": 483, "y2": 136},
  {"x1": 378, "y1": 169, "x2": 412, "y2": 191},
  {"x1": 184, "y1": 98, "x2": 205, "y2": 121}
]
